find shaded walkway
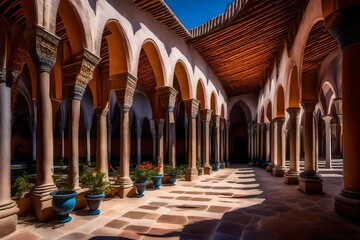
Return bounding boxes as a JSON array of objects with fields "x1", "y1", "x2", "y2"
[{"x1": 5, "y1": 164, "x2": 360, "y2": 240}]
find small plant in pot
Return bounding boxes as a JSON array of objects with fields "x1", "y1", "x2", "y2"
[
  {"x1": 163, "y1": 165, "x2": 178, "y2": 185},
  {"x1": 80, "y1": 167, "x2": 110, "y2": 215},
  {"x1": 11, "y1": 172, "x2": 30, "y2": 199},
  {"x1": 51, "y1": 165, "x2": 78, "y2": 224},
  {"x1": 130, "y1": 162, "x2": 156, "y2": 197}
]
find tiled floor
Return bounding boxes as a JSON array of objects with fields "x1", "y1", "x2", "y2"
[{"x1": 5, "y1": 163, "x2": 360, "y2": 240}]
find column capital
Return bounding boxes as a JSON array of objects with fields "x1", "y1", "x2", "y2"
[
  {"x1": 334, "y1": 98, "x2": 343, "y2": 115},
  {"x1": 301, "y1": 101, "x2": 317, "y2": 112},
  {"x1": 63, "y1": 48, "x2": 101, "y2": 100},
  {"x1": 213, "y1": 114, "x2": 221, "y2": 129},
  {"x1": 0, "y1": 69, "x2": 17, "y2": 87},
  {"x1": 200, "y1": 108, "x2": 212, "y2": 122},
  {"x1": 24, "y1": 24, "x2": 60, "y2": 72},
  {"x1": 321, "y1": 115, "x2": 333, "y2": 123},
  {"x1": 111, "y1": 72, "x2": 137, "y2": 111},
  {"x1": 157, "y1": 86, "x2": 178, "y2": 111},
  {"x1": 184, "y1": 98, "x2": 200, "y2": 118},
  {"x1": 286, "y1": 107, "x2": 301, "y2": 116},
  {"x1": 324, "y1": 5, "x2": 360, "y2": 49},
  {"x1": 272, "y1": 117, "x2": 285, "y2": 125}
]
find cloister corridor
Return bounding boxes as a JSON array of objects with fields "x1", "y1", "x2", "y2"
[{"x1": 5, "y1": 161, "x2": 359, "y2": 240}]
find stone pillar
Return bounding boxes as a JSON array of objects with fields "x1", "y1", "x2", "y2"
[
  {"x1": 201, "y1": 109, "x2": 212, "y2": 174},
  {"x1": 325, "y1": 2, "x2": 360, "y2": 219},
  {"x1": 157, "y1": 86, "x2": 177, "y2": 167},
  {"x1": 285, "y1": 108, "x2": 301, "y2": 184},
  {"x1": 62, "y1": 48, "x2": 100, "y2": 190},
  {"x1": 197, "y1": 114, "x2": 202, "y2": 165},
  {"x1": 24, "y1": 25, "x2": 60, "y2": 221},
  {"x1": 0, "y1": 69, "x2": 19, "y2": 237},
  {"x1": 86, "y1": 128, "x2": 91, "y2": 166},
  {"x1": 298, "y1": 101, "x2": 322, "y2": 193},
  {"x1": 265, "y1": 122, "x2": 271, "y2": 163},
  {"x1": 155, "y1": 119, "x2": 165, "y2": 174},
  {"x1": 272, "y1": 117, "x2": 286, "y2": 177},
  {"x1": 225, "y1": 120, "x2": 230, "y2": 167},
  {"x1": 322, "y1": 115, "x2": 332, "y2": 168},
  {"x1": 248, "y1": 124, "x2": 251, "y2": 160},
  {"x1": 136, "y1": 127, "x2": 142, "y2": 164},
  {"x1": 220, "y1": 119, "x2": 225, "y2": 169},
  {"x1": 334, "y1": 98, "x2": 343, "y2": 156},
  {"x1": 260, "y1": 123, "x2": 265, "y2": 165},
  {"x1": 214, "y1": 115, "x2": 221, "y2": 166},
  {"x1": 112, "y1": 73, "x2": 137, "y2": 197},
  {"x1": 151, "y1": 128, "x2": 156, "y2": 162},
  {"x1": 107, "y1": 123, "x2": 112, "y2": 165},
  {"x1": 266, "y1": 120, "x2": 275, "y2": 172},
  {"x1": 184, "y1": 99, "x2": 200, "y2": 181},
  {"x1": 314, "y1": 117, "x2": 319, "y2": 173},
  {"x1": 95, "y1": 108, "x2": 109, "y2": 175}
]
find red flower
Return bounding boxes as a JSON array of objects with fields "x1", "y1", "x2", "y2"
[{"x1": 109, "y1": 166, "x2": 113, "y2": 170}]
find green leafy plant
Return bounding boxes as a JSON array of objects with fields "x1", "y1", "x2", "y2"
[
  {"x1": 131, "y1": 162, "x2": 162, "y2": 182},
  {"x1": 109, "y1": 165, "x2": 120, "y2": 180},
  {"x1": 196, "y1": 159, "x2": 202, "y2": 169},
  {"x1": 52, "y1": 160, "x2": 69, "y2": 190},
  {"x1": 80, "y1": 167, "x2": 110, "y2": 195},
  {"x1": 11, "y1": 172, "x2": 30, "y2": 199}
]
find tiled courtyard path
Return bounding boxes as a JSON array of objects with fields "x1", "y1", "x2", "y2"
[{"x1": 5, "y1": 164, "x2": 360, "y2": 240}]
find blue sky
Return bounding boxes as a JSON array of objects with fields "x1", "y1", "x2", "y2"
[{"x1": 164, "y1": 0, "x2": 234, "y2": 30}]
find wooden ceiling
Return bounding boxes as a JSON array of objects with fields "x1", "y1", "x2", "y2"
[
  {"x1": 188, "y1": 0, "x2": 307, "y2": 97},
  {"x1": 0, "y1": 0, "x2": 25, "y2": 28}
]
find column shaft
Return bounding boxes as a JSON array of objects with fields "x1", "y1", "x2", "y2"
[
  {"x1": 86, "y1": 129, "x2": 91, "y2": 166},
  {"x1": 322, "y1": 116, "x2": 333, "y2": 168},
  {"x1": 96, "y1": 109, "x2": 108, "y2": 175},
  {"x1": 285, "y1": 108, "x2": 300, "y2": 184},
  {"x1": 272, "y1": 118, "x2": 286, "y2": 177},
  {"x1": 201, "y1": 109, "x2": 212, "y2": 174},
  {"x1": 68, "y1": 99, "x2": 81, "y2": 190}
]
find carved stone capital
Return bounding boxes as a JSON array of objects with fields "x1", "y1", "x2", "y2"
[
  {"x1": 0, "y1": 68, "x2": 17, "y2": 87},
  {"x1": 301, "y1": 101, "x2": 317, "y2": 112},
  {"x1": 184, "y1": 98, "x2": 200, "y2": 119},
  {"x1": 111, "y1": 72, "x2": 137, "y2": 111},
  {"x1": 200, "y1": 108, "x2": 212, "y2": 122},
  {"x1": 24, "y1": 24, "x2": 60, "y2": 72},
  {"x1": 63, "y1": 49, "x2": 100, "y2": 100},
  {"x1": 325, "y1": 6, "x2": 360, "y2": 49},
  {"x1": 157, "y1": 86, "x2": 178, "y2": 111},
  {"x1": 272, "y1": 117, "x2": 285, "y2": 127},
  {"x1": 213, "y1": 115, "x2": 221, "y2": 129},
  {"x1": 286, "y1": 107, "x2": 301, "y2": 118},
  {"x1": 321, "y1": 115, "x2": 333, "y2": 124},
  {"x1": 334, "y1": 98, "x2": 342, "y2": 115}
]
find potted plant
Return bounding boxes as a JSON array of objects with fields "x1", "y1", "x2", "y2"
[
  {"x1": 197, "y1": 159, "x2": 204, "y2": 175},
  {"x1": 80, "y1": 167, "x2": 110, "y2": 215},
  {"x1": 130, "y1": 161, "x2": 162, "y2": 196},
  {"x1": 151, "y1": 156, "x2": 163, "y2": 190},
  {"x1": 12, "y1": 172, "x2": 31, "y2": 216},
  {"x1": 163, "y1": 165, "x2": 178, "y2": 185},
  {"x1": 51, "y1": 165, "x2": 77, "y2": 223}
]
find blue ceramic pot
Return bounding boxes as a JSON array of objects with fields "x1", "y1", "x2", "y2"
[
  {"x1": 85, "y1": 193, "x2": 105, "y2": 215},
  {"x1": 134, "y1": 180, "x2": 148, "y2": 197},
  {"x1": 50, "y1": 190, "x2": 77, "y2": 223},
  {"x1": 168, "y1": 174, "x2": 176, "y2": 185},
  {"x1": 212, "y1": 161, "x2": 220, "y2": 171},
  {"x1": 152, "y1": 175, "x2": 163, "y2": 190}
]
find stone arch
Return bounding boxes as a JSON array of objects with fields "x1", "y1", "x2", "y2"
[
  {"x1": 260, "y1": 106, "x2": 265, "y2": 123},
  {"x1": 266, "y1": 100, "x2": 272, "y2": 122},
  {"x1": 288, "y1": 65, "x2": 300, "y2": 108},
  {"x1": 321, "y1": 81, "x2": 337, "y2": 115},
  {"x1": 173, "y1": 60, "x2": 191, "y2": 100},
  {"x1": 196, "y1": 79, "x2": 206, "y2": 110},
  {"x1": 221, "y1": 104, "x2": 225, "y2": 119},
  {"x1": 20, "y1": 0, "x2": 37, "y2": 28},
  {"x1": 275, "y1": 85, "x2": 285, "y2": 118},
  {"x1": 210, "y1": 91, "x2": 217, "y2": 115}
]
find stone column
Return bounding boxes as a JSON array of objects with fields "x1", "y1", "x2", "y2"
[
  {"x1": 214, "y1": 115, "x2": 221, "y2": 166},
  {"x1": 136, "y1": 127, "x2": 142, "y2": 164},
  {"x1": 260, "y1": 123, "x2": 265, "y2": 165},
  {"x1": 326, "y1": 3, "x2": 360, "y2": 218},
  {"x1": 197, "y1": 114, "x2": 202, "y2": 165},
  {"x1": 95, "y1": 108, "x2": 109, "y2": 175},
  {"x1": 0, "y1": 69, "x2": 19, "y2": 237},
  {"x1": 201, "y1": 109, "x2": 212, "y2": 174},
  {"x1": 157, "y1": 86, "x2": 177, "y2": 167},
  {"x1": 155, "y1": 119, "x2": 165, "y2": 174},
  {"x1": 220, "y1": 119, "x2": 225, "y2": 169},
  {"x1": 298, "y1": 101, "x2": 322, "y2": 193},
  {"x1": 322, "y1": 115, "x2": 333, "y2": 168},
  {"x1": 334, "y1": 98, "x2": 343, "y2": 156},
  {"x1": 272, "y1": 117, "x2": 286, "y2": 177},
  {"x1": 24, "y1": 25, "x2": 60, "y2": 221},
  {"x1": 151, "y1": 128, "x2": 156, "y2": 162},
  {"x1": 314, "y1": 117, "x2": 319, "y2": 173},
  {"x1": 265, "y1": 122, "x2": 271, "y2": 164},
  {"x1": 184, "y1": 99, "x2": 200, "y2": 181},
  {"x1": 225, "y1": 120, "x2": 230, "y2": 167},
  {"x1": 285, "y1": 108, "x2": 301, "y2": 184},
  {"x1": 107, "y1": 123, "x2": 112, "y2": 165},
  {"x1": 266, "y1": 120, "x2": 275, "y2": 172},
  {"x1": 86, "y1": 128, "x2": 91, "y2": 166},
  {"x1": 112, "y1": 73, "x2": 137, "y2": 198},
  {"x1": 248, "y1": 124, "x2": 251, "y2": 160},
  {"x1": 62, "y1": 48, "x2": 100, "y2": 190}
]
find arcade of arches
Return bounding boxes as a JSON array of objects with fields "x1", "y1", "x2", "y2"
[{"x1": 0, "y1": 0, "x2": 360, "y2": 238}]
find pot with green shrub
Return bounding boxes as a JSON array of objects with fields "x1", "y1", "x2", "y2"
[
  {"x1": 163, "y1": 165, "x2": 178, "y2": 185},
  {"x1": 80, "y1": 167, "x2": 110, "y2": 215}
]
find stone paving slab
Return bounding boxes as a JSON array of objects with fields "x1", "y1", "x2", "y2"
[{"x1": 4, "y1": 164, "x2": 360, "y2": 240}]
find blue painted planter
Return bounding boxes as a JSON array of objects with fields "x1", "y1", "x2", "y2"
[
  {"x1": 152, "y1": 175, "x2": 163, "y2": 190},
  {"x1": 85, "y1": 193, "x2": 105, "y2": 215},
  {"x1": 134, "y1": 180, "x2": 148, "y2": 197},
  {"x1": 50, "y1": 190, "x2": 77, "y2": 223},
  {"x1": 212, "y1": 161, "x2": 220, "y2": 171},
  {"x1": 168, "y1": 174, "x2": 177, "y2": 185}
]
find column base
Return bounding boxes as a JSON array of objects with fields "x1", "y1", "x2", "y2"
[
  {"x1": 31, "y1": 184, "x2": 57, "y2": 221},
  {"x1": 185, "y1": 168, "x2": 198, "y2": 181},
  {"x1": 0, "y1": 201, "x2": 19, "y2": 238},
  {"x1": 266, "y1": 163, "x2": 274, "y2": 172},
  {"x1": 220, "y1": 162, "x2": 226, "y2": 169},
  {"x1": 284, "y1": 171, "x2": 300, "y2": 184},
  {"x1": 298, "y1": 172, "x2": 323, "y2": 194},
  {"x1": 272, "y1": 166, "x2": 286, "y2": 177},
  {"x1": 204, "y1": 165, "x2": 212, "y2": 175},
  {"x1": 113, "y1": 177, "x2": 136, "y2": 198},
  {"x1": 198, "y1": 167, "x2": 204, "y2": 175},
  {"x1": 335, "y1": 189, "x2": 360, "y2": 221}
]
